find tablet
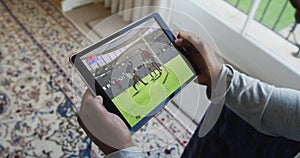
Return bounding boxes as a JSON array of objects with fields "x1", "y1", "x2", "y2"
[{"x1": 70, "y1": 12, "x2": 197, "y2": 132}]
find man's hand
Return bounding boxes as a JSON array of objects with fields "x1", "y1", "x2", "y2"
[
  {"x1": 174, "y1": 31, "x2": 223, "y2": 97},
  {"x1": 78, "y1": 90, "x2": 135, "y2": 155}
]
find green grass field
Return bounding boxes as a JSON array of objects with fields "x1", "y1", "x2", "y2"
[
  {"x1": 112, "y1": 55, "x2": 194, "y2": 127},
  {"x1": 227, "y1": 0, "x2": 295, "y2": 31}
]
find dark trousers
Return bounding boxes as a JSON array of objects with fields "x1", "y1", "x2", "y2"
[{"x1": 182, "y1": 106, "x2": 300, "y2": 158}]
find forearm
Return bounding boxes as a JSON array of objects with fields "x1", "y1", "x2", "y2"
[
  {"x1": 224, "y1": 66, "x2": 275, "y2": 134},
  {"x1": 262, "y1": 87, "x2": 300, "y2": 141},
  {"x1": 224, "y1": 66, "x2": 300, "y2": 141}
]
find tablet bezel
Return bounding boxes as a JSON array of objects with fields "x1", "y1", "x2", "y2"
[{"x1": 70, "y1": 12, "x2": 197, "y2": 132}]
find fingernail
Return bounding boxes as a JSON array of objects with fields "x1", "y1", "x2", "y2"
[{"x1": 96, "y1": 96, "x2": 103, "y2": 104}]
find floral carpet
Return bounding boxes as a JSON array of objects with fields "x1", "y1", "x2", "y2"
[{"x1": 0, "y1": 0, "x2": 191, "y2": 157}]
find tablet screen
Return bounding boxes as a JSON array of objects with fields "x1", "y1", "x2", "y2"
[{"x1": 73, "y1": 13, "x2": 195, "y2": 131}]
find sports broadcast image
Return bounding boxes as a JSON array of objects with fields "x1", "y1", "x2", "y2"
[{"x1": 80, "y1": 18, "x2": 194, "y2": 127}]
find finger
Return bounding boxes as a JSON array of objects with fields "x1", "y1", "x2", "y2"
[
  {"x1": 178, "y1": 32, "x2": 208, "y2": 55},
  {"x1": 174, "y1": 30, "x2": 190, "y2": 38},
  {"x1": 175, "y1": 32, "x2": 194, "y2": 47},
  {"x1": 96, "y1": 96, "x2": 103, "y2": 104},
  {"x1": 175, "y1": 34, "x2": 199, "y2": 55},
  {"x1": 81, "y1": 89, "x2": 106, "y2": 113},
  {"x1": 82, "y1": 89, "x2": 94, "y2": 103},
  {"x1": 173, "y1": 30, "x2": 180, "y2": 38},
  {"x1": 176, "y1": 31, "x2": 193, "y2": 40},
  {"x1": 175, "y1": 38, "x2": 192, "y2": 48},
  {"x1": 178, "y1": 31, "x2": 202, "y2": 43},
  {"x1": 84, "y1": 95, "x2": 108, "y2": 118},
  {"x1": 177, "y1": 32, "x2": 198, "y2": 44},
  {"x1": 174, "y1": 38, "x2": 183, "y2": 46}
]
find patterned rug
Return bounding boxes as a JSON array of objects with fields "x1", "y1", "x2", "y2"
[{"x1": 0, "y1": 0, "x2": 192, "y2": 157}]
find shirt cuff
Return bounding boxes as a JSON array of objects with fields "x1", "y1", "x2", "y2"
[
  {"x1": 104, "y1": 146, "x2": 144, "y2": 158},
  {"x1": 210, "y1": 64, "x2": 234, "y2": 104}
]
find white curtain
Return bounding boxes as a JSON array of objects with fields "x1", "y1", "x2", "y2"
[{"x1": 103, "y1": 0, "x2": 172, "y2": 22}]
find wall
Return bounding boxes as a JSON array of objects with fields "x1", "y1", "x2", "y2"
[{"x1": 62, "y1": 0, "x2": 102, "y2": 12}]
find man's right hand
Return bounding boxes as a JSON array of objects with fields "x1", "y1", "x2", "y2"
[{"x1": 174, "y1": 31, "x2": 223, "y2": 96}]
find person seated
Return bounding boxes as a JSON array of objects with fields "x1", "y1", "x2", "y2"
[{"x1": 78, "y1": 31, "x2": 300, "y2": 158}]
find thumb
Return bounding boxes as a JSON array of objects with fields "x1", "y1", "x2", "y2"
[{"x1": 96, "y1": 96, "x2": 103, "y2": 104}]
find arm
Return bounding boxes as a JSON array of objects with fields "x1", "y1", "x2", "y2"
[
  {"x1": 175, "y1": 31, "x2": 300, "y2": 142},
  {"x1": 225, "y1": 67, "x2": 300, "y2": 141}
]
